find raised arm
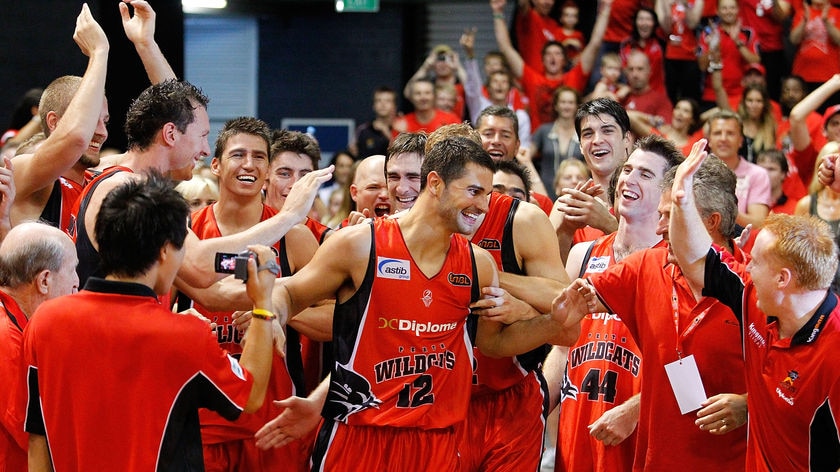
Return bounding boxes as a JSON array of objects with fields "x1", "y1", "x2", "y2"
[
  {"x1": 460, "y1": 28, "x2": 489, "y2": 124},
  {"x1": 491, "y1": 0, "x2": 525, "y2": 78},
  {"x1": 578, "y1": 0, "x2": 615, "y2": 75},
  {"x1": 11, "y1": 5, "x2": 108, "y2": 207},
  {"x1": 120, "y1": 0, "x2": 177, "y2": 83},
  {"x1": 789, "y1": 74, "x2": 840, "y2": 151},
  {"x1": 669, "y1": 139, "x2": 712, "y2": 296}
]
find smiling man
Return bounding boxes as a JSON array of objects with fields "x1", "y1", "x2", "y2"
[{"x1": 385, "y1": 132, "x2": 426, "y2": 213}]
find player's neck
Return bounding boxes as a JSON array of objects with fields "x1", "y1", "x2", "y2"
[{"x1": 213, "y1": 197, "x2": 264, "y2": 235}]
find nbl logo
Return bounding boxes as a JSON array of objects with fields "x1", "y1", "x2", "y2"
[
  {"x1": 448, "y1": 273, "x2": 471, "y2": 286},
  {"x1": 376, "y1": 257, "x2": 410, "y2": 280},
  {"x1": 476, "y1": 238, "x2": 501, "y2": 251}
]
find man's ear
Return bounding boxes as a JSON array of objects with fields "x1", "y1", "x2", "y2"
[
  {"x1": 210, "y1": 157, "x2": 221, "y2": 176},
  {"x1": 34, "y1": 270, "x2": 50, "y2": 295},
  {"x1": 45, "y1": 111, "x2": 60, "y2": 134},
  {"x1": 426, "y1": 171, "x2": 443, "y2": 196},
  {"x1": 161, "y1": 122, "x2": 178, "y2": 146}
]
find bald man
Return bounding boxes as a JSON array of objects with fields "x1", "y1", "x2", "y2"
[
  {"x1": 345, "y1": 154, "x2": 391, "y2": 225},
  {"x1": 0, "y1": 223, "x2": 78, "y2": 469}
]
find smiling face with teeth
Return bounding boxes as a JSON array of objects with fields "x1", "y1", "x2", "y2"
[
  {"x1": 616, "y1": 149, "x2": 669, "y2": 223},
  {"x1": 578, "y1": 113, "x2": 632, "y2": 185},
  {"x1": 78, "y1": 98, "x2": 110, "y2": 169},
  {"x1": 211, "y1": 132, "x2": 270, "y2": 200},
  {"x1": 386, "y1": 152, "x2": 423, "y2": 212},
  {"x1": 266, "y1": 151, "x2": 315, "y2": 211},
  {"x1": 477, "y1": 115, "x2": 520, "y2": 162},
  {"x1": 351, "y1": 154, "x2": 391, "y2": 218},
  {"x1": 436, "y1": 162, "x2": 493, "y2": 234}
]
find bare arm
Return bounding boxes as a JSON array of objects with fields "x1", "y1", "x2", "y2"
[
  {"x1": 491, "y1": 0, "x2": 525, "y2": 78},
  {"x1": 656, "y1": 0, "x2": 673, "y2": 33},
  {"x1": 403, "y1": 51, "x2": 437, "y2": 98},
  {"x1": 120, "y1": 0, "x2": 177, "y2": 83},
  {"x1": 670, "y1": 139, "x2": 713, "y2": 296},
  {"x1": 790, "y1": 74, "x2": 840, "y2": 151},
  {"x1": 578, "y1": 0, "x2": 614, "y2": 75},
  {"x1": 235, "y1": 246, "x2": 281, "y2": 413},
  {"x1": 542, "y1": 344, "x2": 569, "y2": 412},
  {"x1": 11, "y1": 5, "x2": 108, "y2": 205},
  {"x1": 180, "y1": 167, "x2": 333, "y2": 288},
  {"x1": 28, "y1": 434, "x2": 52, "y2": 472},
  {"x1": 790, "y1": 7, "x2": 807, "y2": 44}
]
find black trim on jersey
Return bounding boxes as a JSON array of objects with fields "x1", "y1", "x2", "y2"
[
  {"x1": 157, "y1": 373, "x2": 243, "y2": 472},
  {"x1": 311, "y1": 417, "x2": 338, "y2": 471},
  {"x1": 322, "y1": 222, "x2": 376, "y2": 421},
  {"x1": 75, "y1": 168, "x2": 127, "y2": 288},
  {"x1": 578, "y1": 240, "x2": 598, "y2": 278},
  {"x1": 24, "y1": 366, "x2": 45, "y2": 435},
  {"x1": 2, "y1": 300, "x2": 22, "y2": 331},
  {"x1": 703, "y1": 248, "x2": 746, "y2": 324},
  {"x1": 38, "y1": 180, "x2": 62, "y2": 228},
  {"x1": 466, "y1": 244, "x2": 480, "y2": 344},
  {"x1": 501, "y1": 198, "x2": 524, "y2": 275},
  {"x1": 84, "y1": 277, "x2": 158, "y2": 299},
  {"x1": 810, "y1": 399, "x2": 840, "y2": 471}
]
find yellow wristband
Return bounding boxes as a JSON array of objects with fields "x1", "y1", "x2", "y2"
[{"x1": 252, "y1": 308, "x2": 276, "y2": 320}]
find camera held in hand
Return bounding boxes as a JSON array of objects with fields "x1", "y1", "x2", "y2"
[{"x1": 214, "y1": 250, "x2": 259, "y2": 282}]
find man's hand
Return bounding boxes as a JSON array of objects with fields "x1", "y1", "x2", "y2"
[
  {"x1": 589, "y1": 396, "x2": 640, "y2": 446},
  {"x1": 470, "y1": 287, "x2": 540, "y2": 324},
  {"x1": 551, "y1": 278, "x2": 596, "y2": 328},
  {"x1": 460, "y1": 27, "x2": 477, "y2": 58},
  {"x1": 818, "y1": 153, "x2": 840, "y2": 192},
  {"x1": 279, "y1": 166, "x2": 334, "y2": 224},
  {"x1": 695, "y1": 393, "x2": 748, "y2": 435},
  {"x1": 672, "y1": 139, "x2": 708, "y2": 207},
  {"x1": 490, "y1": 0, "x2": 507, "y2": 15},
  {"x1": 255, "y1": 396, "x2": 322, "y2": 449},
  {"x1": 74, "y1": 3, "x2": 109, "y2": 58},
  {"x1": 120, "y1": 0, "x2": 157, "y2": 47},
  {"x1": 0, "y1": 157, "x2": 15, "y2": 240},
  {"x1": 244, "y1": 245, "x2": 278, "y2": 310},
  {"x1": 555, "y1": 179, "x2": 614, "y2": 233}
]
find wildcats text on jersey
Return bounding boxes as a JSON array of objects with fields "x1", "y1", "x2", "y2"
[
  {"x1": 373, "y1": 350, "x2": 457, "y2": 383},
  {"x1": 568, "y1": 339, "x2": 641, "y2": 376}
]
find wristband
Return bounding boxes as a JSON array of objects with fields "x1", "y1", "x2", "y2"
[
  {"x1": 252, "y1": 308, "x2": 276, "y2": 320},
  {"x1": 493, "y1": 12, "x2": 505, "y2": 19},
  {"x1": 258, "y1": 259, "x2": 281, "y2": 276}
]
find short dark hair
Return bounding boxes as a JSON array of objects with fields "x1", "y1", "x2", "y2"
[
  {"x1": 476, "y1": 105, "x2": 520, "y2": 140},
  {"x1": 95, "y1": 171, "x2": 189, "y2": 278},
  {"x1": 575, "y1": 98, "x2": 631, "y2": 137},
  {"x1": 270, "y1": 129, "x2": 321, "y2": 169},
  {"x1": 495, "y1": 159, "x2": 532, "y2": 196},
  {"x1": 706, "y1": 109, "x2": 744, "y2": 137},
  {"x1": 214, "y1": 117, "x2": 271, "y2": 161},
  {"x1": 125, "y1": 79, "x2": 209, "y2": 151},
  {"x1": 756, "y1": 149, "x2": 789, "y2": 174},
  {"x1": 39, "y1": 76, "x2": 81, "y2": 136},
  {"x1": 635, "y1": 134, "x2": 685, "y2": 171},
  {"x1": 387, "y1": 132, "x2": 427, "y2": 173},
  {"x1": 541, "y1": 40, "x2": 565, "y2": 58},
  {"x1": 421, "y1": 137, "x2": 495, "y2": 191}
]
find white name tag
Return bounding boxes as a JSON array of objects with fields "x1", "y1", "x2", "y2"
[{"x1": 664, "y1": 354, "x2": 707, "y2": 414}]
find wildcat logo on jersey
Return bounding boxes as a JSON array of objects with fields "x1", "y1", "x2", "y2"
[
  {"x1": 586, "y1": 256, "x2": 610, "y2": 273},
  {"x1": 324, "y1": 362, "x2": 382, "y2": 421},
  {"x1": 377, "y1": 257, "x2": 410, "y2": 280},
  {"x1": 421, "y1": 289, "x2": 433, "y2": 307},
  {"x1": 448, "y1": 272, "x2": 471, "y2": 286},
  {"x1": 476, "y1": 238, "x2": 501, "y2": 251},
  {"x1": 775, "y1": 370, "x2": 799, "y2": 406}
]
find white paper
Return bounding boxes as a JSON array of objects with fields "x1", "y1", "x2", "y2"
[{"x1": 664, "y1": 354, "x2": 707, "y2": 414}]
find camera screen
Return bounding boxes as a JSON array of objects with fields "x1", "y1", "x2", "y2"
[{"x1": 214, "y1": 252, "x2": 238, "y2": 274}]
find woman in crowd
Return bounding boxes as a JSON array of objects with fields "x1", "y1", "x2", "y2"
[{"x1": 527, "y1": 86, "x2": 584, "y2": 199}]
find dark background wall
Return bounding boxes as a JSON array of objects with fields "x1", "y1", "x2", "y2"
[{"x1": 0, "y1": 0, "x2": 426, "y2": 151}]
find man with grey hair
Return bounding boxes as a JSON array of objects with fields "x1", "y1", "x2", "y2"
[{"x1": 0, "y1": 223, "x2": 78, "y2": 469}]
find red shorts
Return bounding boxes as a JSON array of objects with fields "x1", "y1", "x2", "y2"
[
  {"x1": 312, "y1": 420, "x2": 460, "y2": 471},
  {"x1": 203, "y1": 431, "x2": 315, "y2": 472},
  {"x1": 457, "y1": 371, "x2": 548, "y2": 472}
]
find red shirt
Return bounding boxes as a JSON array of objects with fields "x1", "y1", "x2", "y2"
[
  {"x1": 515, "y1": 8, "x2": 565, "y2": 73},
  {"x1": 589, "y1": 247, "x2": 748, "y2": 471},
  {"x1": 703, "y1": 249, "x2": 840, "y2": 471},
  {"x1": 23, "y1": 279, "x2": 255, "y2": 471},
  {"x1": 521, "y1": 62, "x2": 588, "y2": 128},
  {"x1": 558, "y1": 234, "x2": 643, "y2": 472},
  {"x1": 620, "y1": 38, "x2": 666, "y2": 92},
  {"x1": 397, "y1": 109, "x2": 461, "y2": 134},
  {"x1": 665, "y1": 1, "x2": 700, "y2": 61},
  {"x1": 326, "y1": 219, "x2": 476, "y2": 428},
  {"x1": 604, "y1": 0, "x2": 647, "y2": 43},
  {"x1": 791, "y1": 6, "x2": 840, "y2": 82},
  {"x1": 0, "y1": 292, "x2": 28, "y2": 472},
  {"x1": 740, "y1": 0, "x2": 787, "y2": 51},
  {"x1": 623, "y1": 87, "x2": 674, "y2": 123},
  {"x1": 699, "y1": 25, "x2": 759, "y2": 102}
]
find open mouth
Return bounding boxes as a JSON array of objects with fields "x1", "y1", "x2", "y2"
[
  {"x1": 237, "y1": 175, "x2": 257, "y2": 184},
  {"x1": 621, "y1": 190, "x2": 640, "y2": 201},
  {"x1": 374, "y1": 203, "x2": 391, "y2": 217}
]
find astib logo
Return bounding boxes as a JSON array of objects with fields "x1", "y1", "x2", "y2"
[{"x1": 377, "y1": 257, "x2": 411, "y2": 280}]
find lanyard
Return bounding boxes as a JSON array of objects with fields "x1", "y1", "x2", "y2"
[{"x1": 671, "y1": 265, "x2": 711, "y2": 360}]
